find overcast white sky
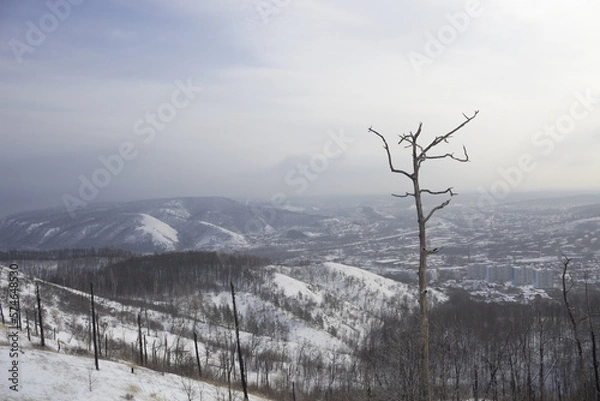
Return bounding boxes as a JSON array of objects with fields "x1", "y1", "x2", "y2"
[{"x1": 1, "y1": 0, "x2": 599, "y2": 216}]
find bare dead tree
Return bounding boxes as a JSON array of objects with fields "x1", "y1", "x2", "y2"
[
  {"x1": 561, "y1": 255, "x2": 589, "y2": 399},
  {"x1": 292, "y1": 381, "x2": 297, "y2": 401},
  {"x1": 36, "y1": 282, "x2": 45, "y2": 347},
  {"x1": 138, "y1": 313, "x2": 144, "y2": 366},
  {"x1": 90, "y1": 283, "x2": 99, "y2": 370},
  {"x1": 584, "y1": 276, "x2": 600, "y2": 401},
  {"x1": 369, "y1": 110, "x2": 478, "y2": 401},
  {"x1": 194, "y1": 331, "x2": 203, "y2": 377},
  {"x1": 26, "y1": 310, "x2": 31, "y2": 341},
  {"x1": 230, "y1": 281, "x2": 249, "y2": 401}
]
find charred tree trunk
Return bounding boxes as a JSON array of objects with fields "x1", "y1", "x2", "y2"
[
  {"x1": 293, "y1": 381, "x2": 297, "y2": 401},
  {"x1": 26, "y1": 310, "x2": 31, "y2": 341},
  {"x1": 194, "y1": 331, "x2": 203, "y2": 377},
  {"x1": 90, "y1": 283, "x2": 99, "y2": 370},
  {"x1": 96, "y1": 312, "x2": 101, "y2": 357},
  {"x1": 138, "y1": 313, "x2": 144, "y2": 366},
  {"x1": 231, "y1": 282, "x2": 249, "y2": 401},
  {"x1": 36, "y1": 282, "x2": 45, "y2": 347}
]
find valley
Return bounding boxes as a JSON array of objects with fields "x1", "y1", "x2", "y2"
[{"x1": 1, "y1": 193, "x2": 600, "y2": 400}]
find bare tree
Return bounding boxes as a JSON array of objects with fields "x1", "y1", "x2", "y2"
[
  {"x1": 561, "y1": 255, "x2": 589, "y2": 399},
  {"x1": 369, "y1": 110, "x2": 478, "y2": 401},
  {"x1": 230, "y1": 282, "x2": 249, "y2": 401},
  {"x1": 36, "y1": 282, "x2": 45, "y2": 347},
  {"x1": 584, "y1": 277, "x2": 600, "y2": 401},
  {"x1": 194, "y1": 331, "x2": 203, "y2": 377},
  {"x1": 138, "y1": 313, "x2": 144, "y2": 366},
  {"x1": 180, "y1": 376, "x2": 198, "y2": 401},
  {"x1": 90, "y1": 283, "x2": 99, "y2": 370}
]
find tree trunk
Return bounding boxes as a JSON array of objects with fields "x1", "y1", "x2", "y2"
[
  {"x1": 36, "y1": 283, "x2": 45, "y2": 347},
  {"x1": 414, "y1": 176, "x2": 431, "y2": 401},
  {"x1": 26, "y1": 310, "x2": 31, "y2": 341},
  {"x1": 194, "y1": 331, "x2": 203, "y2": 377},
  {"x1": 562, "y1": 257, "x2": 588, "y2": 397},
  {"x1": 138, "y1": 313, "x2": 144, "y2": 366},
  {"x1": 90, "y1": 283, "x2": 99, "y2": 370},
  {"x1": 586, "y1": 281, "x2": 600, "y2": 401},
  {"x1": 231, "y1": 282, "x2": 249, "y2": 401},
  {"x1": 369, "y1": 111, "x2": 478, "y2": 401}
]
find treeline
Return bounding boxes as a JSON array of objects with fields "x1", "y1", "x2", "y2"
[
  {"x1": 357, "y1": 288, "x2": 600, "y2": 401},
  {"x1": 38, "y1": 250, "x2": 270, "y2": 299},
  {"x1": 0, "y1": 248, "x2": 133, "y2": 261}
]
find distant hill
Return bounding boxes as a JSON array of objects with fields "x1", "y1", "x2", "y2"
[{"x1": 0, "y1": 197, "x2": 320, "y2": 252}]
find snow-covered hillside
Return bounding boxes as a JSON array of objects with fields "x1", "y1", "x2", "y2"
[
  {"x1": 133, "y1": 213, "x2": 179, "y2": 251},
  {"x1": 0, "y1": 324, "x2": 270, "y2": 401},
  {"x1": 0, "y1": 257, "x2": 434, "y2": 400}
]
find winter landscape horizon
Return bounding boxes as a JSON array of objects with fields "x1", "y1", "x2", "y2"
[{"x1": 3, "y1": 0, "x2": 600, "y2": 400}]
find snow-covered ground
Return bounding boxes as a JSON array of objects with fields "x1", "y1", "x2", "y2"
[
  {"x1": 0, "y1": 259, "x2": 439, "y2": 400},
  {"x1": 0, "y1": 324, "x2": 271, "y2": 401}
]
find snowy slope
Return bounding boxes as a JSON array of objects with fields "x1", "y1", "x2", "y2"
[
  {"x1": 0, "y1": 258, "x2": 444, "y2": 400},
  {"x1": 0, "y1": 325, "x2": 271, "y2": 401},
  {"x1": 195, "y1": 221, "x2": 248, "y2": 248},
  {"x1": 133, "y1": 213, "x2": 179, "y2": 251},
  {"x1": 270, "y1": 262, "x2": 447, "y2": 345}
]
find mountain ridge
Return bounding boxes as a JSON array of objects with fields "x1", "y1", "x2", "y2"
[{"x1": 0, "y1": 196, "x2": 321, "y2": 252}]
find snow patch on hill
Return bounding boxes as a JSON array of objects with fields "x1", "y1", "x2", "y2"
[
  {"x1": 196, "y1": 221, "x2": 248, "y2": 247},
  {"x1": 26, "y1": 221, "x2": 46, "y2": 233},
  {"x1": 325, "y1": 262, "x2": 410, "y2": 300},
  {"x1": 272, "y1": 272, "x2": 322, "y2": 304},
  {"x1": 135, "y1": 214, "x2": 179, "y2": 250}
]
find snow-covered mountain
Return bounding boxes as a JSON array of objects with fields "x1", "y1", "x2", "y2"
[{"x1": 0, "y1": 197, "x2": 320, "y2": 252}]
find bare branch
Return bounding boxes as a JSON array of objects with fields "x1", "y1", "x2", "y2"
[
  {"x1": 420, "y1": 187, "x2": 455, "y2": 196},
  {"x1": 423, "y1": 198, "x2": 451, "y2": 224},
  {"x1": 392, "y1": 192, "x2": 415, "y2": 198},
  {"x1": 419, "y1": 110, "x2": 478, "y2": 159},
  {"x1": 424, "y1": 145, "x2": 469, "y2": 163},
  {"x1": 397, "y1": 134, "x2": 412, "y2": 146},
  {"x1": 368, "y1": 127, "x2": 413, "y2": 180},
  {"x1": 413, "y1": 122, "x2": 423, "y2": 141}
]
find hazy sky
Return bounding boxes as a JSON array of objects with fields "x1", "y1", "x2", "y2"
[{"x1": 1, "y1": 0, "x2": 599, "y2": 216}]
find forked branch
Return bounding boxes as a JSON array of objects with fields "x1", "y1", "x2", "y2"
[
  {"x1": 368, "y1": 127, "x2": 413, "y2": 180},
  {"x1": 419, "y1": 110, "x2": 478, "y2": 160},
  {"x1": 424, "y1": 145, "x2": 469, "y2": 163}
]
